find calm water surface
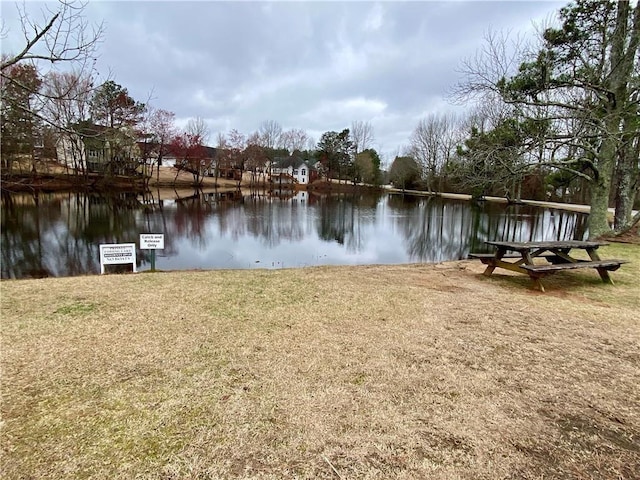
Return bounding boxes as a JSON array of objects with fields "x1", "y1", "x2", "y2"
[{"x1": 1, "y1": 190, "x2": 588, "y2": 279}]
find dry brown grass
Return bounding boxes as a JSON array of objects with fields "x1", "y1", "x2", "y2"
[
  {"x1": 1, "y1": 244, "x2": 639, "y2": 479},
  {"x1": 3, "y1": 161, "x2": 239, "y2": 190},
  {"x1": 149, "y1": 167, "x2": 239, "y2": 189}
]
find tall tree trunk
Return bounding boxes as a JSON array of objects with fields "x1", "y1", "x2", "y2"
[
  {"x1": 589, "y1": 1, "x2": 639, "y2": 238},
  {"x1": 613, "y1": 130, "x2": 639, "y2": 230},
  {"x1": 612, "y1": 3, "x2": 640, "y2": 231},
  {"x1": 588, "y1": 156, "x2": 614, "y2": 238}
]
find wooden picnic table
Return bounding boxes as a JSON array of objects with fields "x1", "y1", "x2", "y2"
[{"x1": 469, "y1": 240, "x2": 628, "y2": 292}]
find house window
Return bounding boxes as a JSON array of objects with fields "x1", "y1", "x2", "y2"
[
  {"x1": 293, "y1": 169, "x2": 298, "y2": 175},
  {"x1": 301, "y1": 169, "x2": 306, "y2": 176}
]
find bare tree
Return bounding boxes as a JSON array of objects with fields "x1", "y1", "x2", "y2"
[
  {"x1": 438, "y1": 114, "x2": 466, "y2": 192},
  {"x1": 258, "y1": 120, "x2": 282, "y2": 149},
  {"x1": 40, "y1": 70, "x2": 95, "y2": 175},
  {"x1": 350, "y1": 120, "x2": 374, "y2": 155},
  {"x1": 246, "y1": 131, "x2": 261, "y2": 146},
  {"x1": 460, "y1": 98, "x2": 512, "y2": 135},
  {"x1": 212, "y1": 132, "x2": 229, "y2": 183},
  {"x1": 186, "y1": 117, "x2": 210, "y2": 145},
  {"x1": 216, "y1": 132, "x2": 227, "y2": 148},
  {"x1": 245, "y1": 146, "x2": 268, "y2": 187},
  {"x1": 306, "y1": 136, "x2": 316, "y2": 151},
  {"x1": 226, "y1": 129, "x2": 246, "y2": 151},
  {"x1": 216, "y1": 129, "x2": 246, "y2": 187},
  {"x1": 280, "y1": 128, "x2": 309, "y2": 153},
  {"x1": 41, "y1": 71, "x2": 94, "y2": 124},
  {"x1": 1, "y1": 1, "x2": 102, "y2": 182},
  {"x1": 143, "y1": 107, "x2": 176, "y2": 183},
  {"x1": 449, "y1": 28, "x2": 527, "y2": 105},
  {"x1": 409, "y1": 113, "x2": 457, "y2": 193},
  {"x1": 1, "y1": 0, "x2": 103, "y2": 72}
]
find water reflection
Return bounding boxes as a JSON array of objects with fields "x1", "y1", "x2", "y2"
[{"x1": 1, "y1": 190, "x2": 588, "y2": 279}]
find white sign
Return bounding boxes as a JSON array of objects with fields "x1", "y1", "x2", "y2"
[
  {"x1": 99, "y1": 243, "x2": 137, "y2": 274},
  {"x1": 140, "y1": 233, "x2": 165, "y2": 250}
]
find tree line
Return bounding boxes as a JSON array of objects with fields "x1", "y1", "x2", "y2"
[{"x1": 2, "y1": 50, "x2": 384, "y2": 189}]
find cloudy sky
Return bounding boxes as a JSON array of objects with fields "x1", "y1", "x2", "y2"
[{"x1": 3, "y1": 0, "x2": 565, "y2": 163}]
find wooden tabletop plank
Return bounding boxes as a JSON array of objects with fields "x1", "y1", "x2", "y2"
[{"x1": 485, "y1": 240, "x2": 608, "y2": 251}]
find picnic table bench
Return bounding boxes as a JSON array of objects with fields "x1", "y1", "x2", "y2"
[{"x1": 469, "y1": 240, "x2": 628, "y2": 292}]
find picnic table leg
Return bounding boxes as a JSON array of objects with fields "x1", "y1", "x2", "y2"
[
  {"x1": 523, "y1": 250, "x2": 545, "y2": 292},
  {"x1": 586, "y1": 248, "x2": 614, "y2": 284},
  {"x1": 526, "y1": 275, "x2": 546, "y2": 292},
  {"x1": 482, "y1": 248, "x2": 506, "y2": 276}
]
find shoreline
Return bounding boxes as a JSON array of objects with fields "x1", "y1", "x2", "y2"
[
  {"x1": 383, "y1": 187, "x2": 630, "y2": 216},
  {"x1": 0, "y1": 170, "x2": 615, "y2": 216},
  {"x1": 3, "y1": 169, "x2": 638, "y2": 232}
]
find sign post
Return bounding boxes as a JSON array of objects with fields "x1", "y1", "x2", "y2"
[
  {"x1": 99, "y1": 243, "x2": 137, "y2": 274},
  {"x1": 140, "y1": 234, "x2": 165, "y2": 271}
]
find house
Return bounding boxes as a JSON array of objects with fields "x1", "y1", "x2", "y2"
[
  {"x1": 151, "y1": 142, "x2": 230, "y2": 179},
  {"x1": 56, "y1": 122, "x2": 140, "y2": 175},
  {"x1": 269, "y1": 155, "x2": 318, "y2": 185}
]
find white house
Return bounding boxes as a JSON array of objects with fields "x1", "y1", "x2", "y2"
[{"x1": 269, "y1": 156, "x2": 317, "y2": 185}]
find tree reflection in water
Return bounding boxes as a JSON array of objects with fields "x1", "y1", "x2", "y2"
[
  {"x1": 1, "y1": 190, "x2": 588, "y2": 279},
  {"x1": 388, "y1": 194, "x2": 588, "y2": 262}
]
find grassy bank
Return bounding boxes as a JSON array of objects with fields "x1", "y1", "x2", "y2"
[{"x1": 1, "y1": 244, "x2": 639, "y2": 479}]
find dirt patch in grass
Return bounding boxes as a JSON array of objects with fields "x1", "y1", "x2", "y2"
[
  {"x1": 1, "y1": 245, "x2": 639, "y2": 479},
  {"x1": 599, "y1": 222, "x2": 640, "y2": 245}
]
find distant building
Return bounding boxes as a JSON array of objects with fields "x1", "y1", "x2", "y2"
[
  {"x1": 269, "y1": 155, "x2": 318, "y2": 185},
  {"x1": 56, "y1": 122, "x2": 140, "y2": 175}
]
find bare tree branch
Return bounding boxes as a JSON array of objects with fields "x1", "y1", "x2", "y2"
[
  {"x1": 350, "y1": 120, "x2": 374, "y2": 155},
  {"x1": 2, "y1": 1, "x2": 103, "y2": 72}
]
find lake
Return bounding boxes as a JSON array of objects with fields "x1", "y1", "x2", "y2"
[{"x1": 1, "y1": 189, "x2": 588, "y2": 279}]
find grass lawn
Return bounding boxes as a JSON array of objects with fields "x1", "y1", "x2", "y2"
[{"x1": 1, "y1": 243, "x2": 639, "y2": 479}]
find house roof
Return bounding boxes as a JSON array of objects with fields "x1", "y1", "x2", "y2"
[
  {"x1": 202, "y1": 146, "x2": 218, "y2": 159},
  {"x1": 73, "y1": 122, "x2": 110, "y2": 136},
  {"x1": 272, "y1": 155, "x2": 315, "y2": 170}
]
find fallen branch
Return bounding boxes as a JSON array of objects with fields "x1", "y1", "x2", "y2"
[{"x1": 321, "y1": 455, "x2": 344, "y2": 480}]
